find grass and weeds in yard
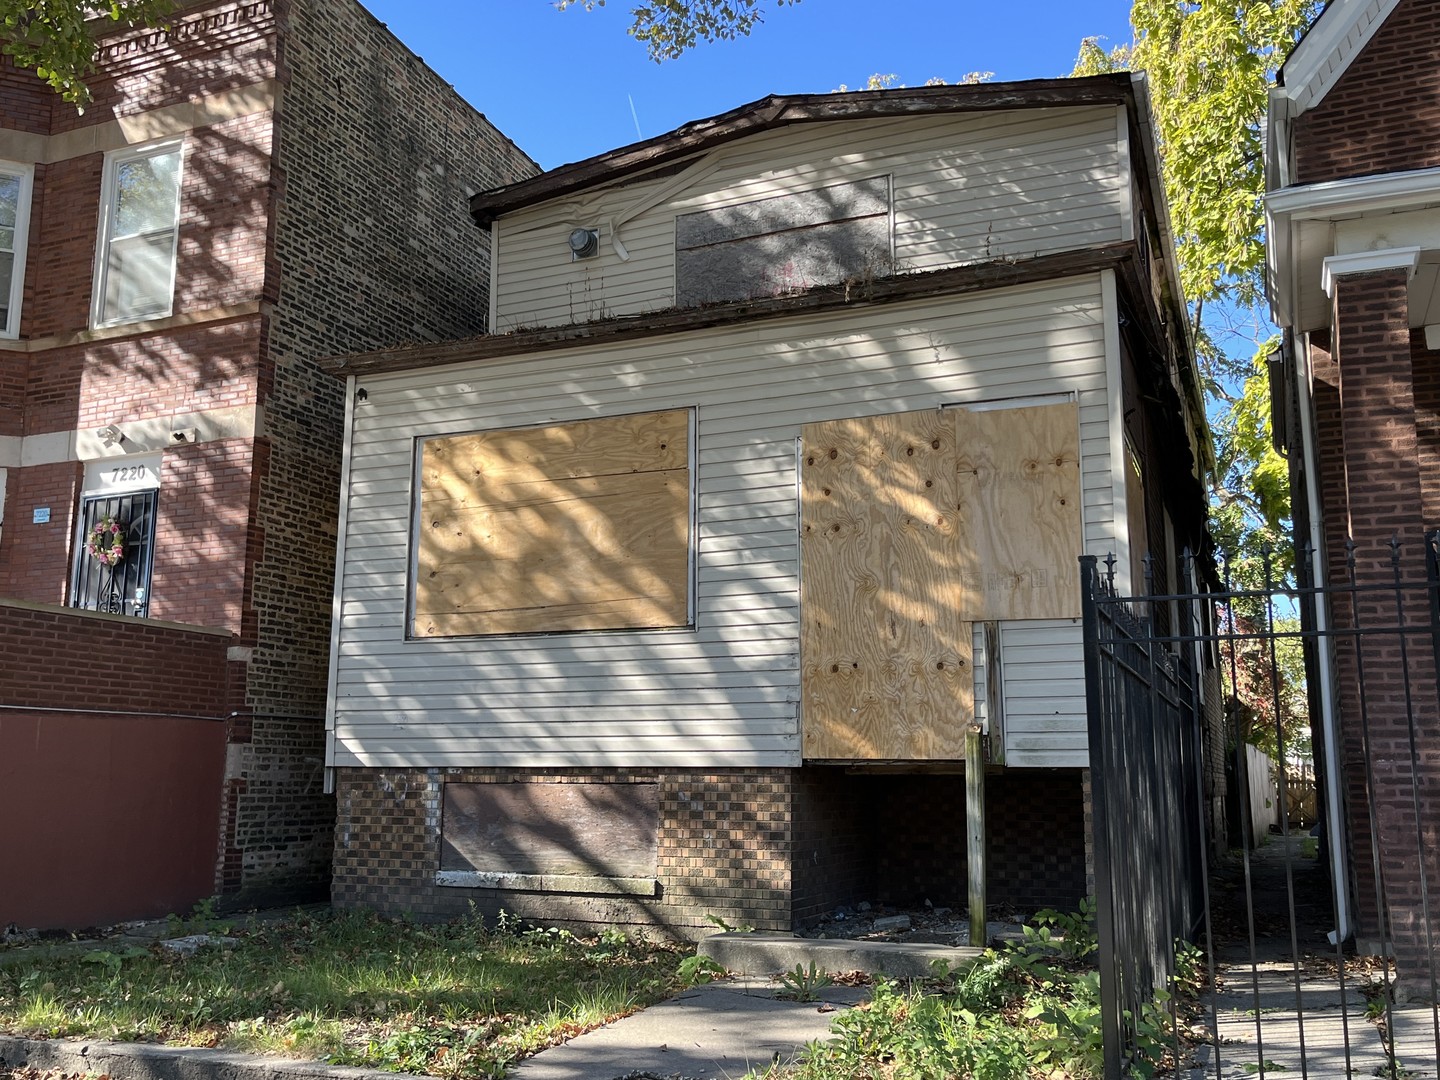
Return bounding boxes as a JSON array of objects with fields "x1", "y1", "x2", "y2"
[
  {"x1": 750, "y1": 903, "x2": 1202, "y2": 1080},
  {"x1": 0, "y1": 908, "x2": 682, "y2": 1079}
]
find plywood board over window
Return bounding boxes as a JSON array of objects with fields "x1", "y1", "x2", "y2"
[
  {"x1": 955, "y1": 402, "x2": 1083, "y2": 621},
  {"x1": 413, "y1": 408, "x2": 691, "y2": 637},
  {"x1": 800, "y1": 410, "x2": 973, "y2": 761},
  {"x1": 800, "y1": 402, "x2": 1083, "y2": 761}
]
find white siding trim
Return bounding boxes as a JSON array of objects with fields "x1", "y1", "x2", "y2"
[
  {"x1": 325, "y1": 375, "x2": 360, "y2": 771},
  {"x1": 1116, "y1": 107, "x2": 1134, "y2": 243},
  {"x1": 1101, "y1": 268, "x2": 1130, "y2": 590}
]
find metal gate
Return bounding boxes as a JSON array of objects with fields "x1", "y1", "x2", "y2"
[{"x1": 1081, "y1": 536, "x2": 1440, "y2": 1079}]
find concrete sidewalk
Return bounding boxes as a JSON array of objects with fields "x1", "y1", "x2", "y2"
[
  {"x1": 1165, "y1": 835, "x2": 1440, "y2": 1078},
  {"x1": 0, "y1": 975, "x2": 866, "y2": 1080},
  {"x1": 509, "y1": 976, "x2": 867, "y2": 1080}
]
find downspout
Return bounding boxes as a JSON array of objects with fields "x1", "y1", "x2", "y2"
[{"x1": 1293, "y1": 334, "x2": 1352, "y2": 943}]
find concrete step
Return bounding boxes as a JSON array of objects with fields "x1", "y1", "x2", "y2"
[{"x1": 699, "y1": 932, "x2": 983, "y2": 980}]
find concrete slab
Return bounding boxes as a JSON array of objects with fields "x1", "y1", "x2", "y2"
[
  {"x1": 699, "y1": 932, "x2": 981, "y2": 979},
  {"x1": 1389, "y1": 1004, "x2": 1440, "y2": 1077},
  {"x1": 0, "y1": 1036, "x2": 422, "y2": 1080},
  {"x1": 1209, "y1": 973, "x2": 1368, "y2": 1013},
  {"x1": 1205, "y1": 1011, "x2": 1394, "y2": 1078},
  {"x1": 508, "y1": 979, "x2": 868, "y2": 1080}
]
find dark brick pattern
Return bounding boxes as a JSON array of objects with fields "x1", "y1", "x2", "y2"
[
  {"x1": 334, "y1": 768, "x2": 795, "y2": 935},
  {"x1": 334, "y1": 766, "x2": 1091, "y2": 936},
  {"x1": 1293, "y1": 0, "x2": 1440, "y2": 185}
]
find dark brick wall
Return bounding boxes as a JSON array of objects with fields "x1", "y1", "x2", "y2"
[
  {"x1": 213, "y1": 0, "x2": 539, "y2": 907},
  {"x1": 862, "y1": 771, "x2": 1088, "y2": 913},
  {"x1": 334, "y1": 768, "x2": 794, "y2": 936},
  {"x1": 792, "y1": 766, "x2": 870, "y2": 924},
  {"x1": 1293, "y1": 0, "x2": 1440, "y2": 185},
  {"x1": 334, "y1": 765, "x2": 1090, "y2": 936}
]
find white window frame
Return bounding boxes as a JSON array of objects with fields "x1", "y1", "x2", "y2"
[
  {"x1": 91, "y1": 138, "x2": 186, "y2": 330},
  {"x1": 0, "y1": 160, "x2": 35, "y2": 339}
]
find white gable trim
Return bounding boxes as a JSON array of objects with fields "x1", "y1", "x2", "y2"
[{"x1": 1280, "y1": 0, "x2": 1403, "y2": 114}]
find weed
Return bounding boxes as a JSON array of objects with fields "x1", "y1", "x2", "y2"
[
  {"x1": 776, "y1": 962, "x2": 832, "y2": 1003},
  {"x1": 676, "y1": 954, "x2": 727, "y2": 986},
  {"x1": 703, "y1": 913, "x2": 754, "y2": 933},
  {"x1": 1026, "y1": 896, "x2": 1099, "y2": 960}
]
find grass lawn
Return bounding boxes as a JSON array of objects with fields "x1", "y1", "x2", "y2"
[{"x1": 0, "y1": 908, "x2": 685, "y2": 1080}]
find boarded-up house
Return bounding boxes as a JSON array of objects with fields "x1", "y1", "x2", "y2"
[{"x1": 321, "y1": 77, "x2": 1213, "y2": 934}]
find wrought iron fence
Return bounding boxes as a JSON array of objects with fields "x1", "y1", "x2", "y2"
[{"x1": 1081, "y1": 536, "x2": 1440, "y2": 1079}]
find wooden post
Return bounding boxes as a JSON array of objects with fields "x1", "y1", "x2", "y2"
[{"x1": 966, "y1": 720, "x2": 986, "y2": 947}]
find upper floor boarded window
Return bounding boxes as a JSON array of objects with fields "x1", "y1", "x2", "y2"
[
  {"x1": 0, "y1": 161, "x2": 34, "y2": 338},
  {"x1": 674, "y1": 175, "x2": 893, "y2": 307},
  {"x1": 411, "y1": 408, "x2": 694, "y2": 638},
  {"x1": 92, "y1": 140, "x2": 184, "y2": 328}
]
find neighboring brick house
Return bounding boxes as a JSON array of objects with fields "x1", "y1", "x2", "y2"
[
  {"x1": 320, "y1": 78, "x2": 1214, "y2": 937},
  {"x1": 0, "y1": 0, "x2": 535, "y2": 929},
  {"x1": 1266, "y1": 0, "x2": 1440, "y2": 990}
]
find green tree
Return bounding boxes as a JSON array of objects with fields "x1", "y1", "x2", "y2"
[
  {"x1": 1073, "y1": 1, "x2": 1317, "y2": 578},
  {"x1": 555, "y1": 0, "x2": 799, "y2": 61},
  {"x1": 2, "y1": 0, "x2": 176, "y2": 105}
]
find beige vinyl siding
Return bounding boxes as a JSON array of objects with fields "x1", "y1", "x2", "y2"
[
  {"x1": 492, "y1": 108, "x2": 1126, "y2": 330},
  {"x1": 329, "y1": 275, "x2": 1115, "y2": 769}
]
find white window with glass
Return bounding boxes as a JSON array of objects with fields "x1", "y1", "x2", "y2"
[
  {"x1": 0, "y1": 161, "x2": 34, "y2": 339},
  {"x1": 92, "y1": 140, "x2": 185, "y2": 329}
]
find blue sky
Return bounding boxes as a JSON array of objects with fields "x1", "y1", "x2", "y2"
[{"x1": 360, "y1": 1, "x2": 1136, "y2": 170}]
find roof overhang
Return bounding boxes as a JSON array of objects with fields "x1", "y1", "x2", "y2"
[
  {"x1": 1266, "y1": 166, "x2": 1440, "y2": 332},
  {"x1": 468, "y1": 76, "x2": 1137, "y2": 228},
  {"x1": 1276, "y1": 0, "x2": 1403, "y2": 115}
]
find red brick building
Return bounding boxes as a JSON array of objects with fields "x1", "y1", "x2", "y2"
[
  {"x1": 1266, "y1": 0, "x2": 1440, "y2": 992},
  {"x1": 0, "y1": 0, "x2": 534, "y2": 928}
]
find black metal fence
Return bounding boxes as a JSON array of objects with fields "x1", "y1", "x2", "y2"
[{"x1": 1081, "y1": 537, "x2": 1440, "y2": 1079}]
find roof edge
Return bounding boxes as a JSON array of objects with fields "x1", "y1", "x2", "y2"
[
  {"x1": 321, "y1": 242, "x2": 1139, "y2": 378},
  {"x1": 468, "y1": 75, "x2": 1135, "y2": 228}
]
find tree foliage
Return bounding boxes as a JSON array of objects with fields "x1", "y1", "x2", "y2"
[
  {"x1": 555, "y1": 0, "x2": 798, "y2": 61},
  {"x1": 2, "y1": 0, "x2": 176, "y2": 105},
  {"x1": 1073, "y1": 1, "x2": 1316, "y2": 580},
  {"x1": 1074, "y1": 0, "x2": 1318, "y2": 309}
]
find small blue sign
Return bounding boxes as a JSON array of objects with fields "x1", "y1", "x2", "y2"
[{"x1": 32, "y1": 507, "x2": 50, "y2": 524}]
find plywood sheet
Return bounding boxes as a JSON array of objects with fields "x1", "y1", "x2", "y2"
[
  {"x1": 800, "y1": 410, "x2": 973, "y2": 760},
  {"x1": 955, "y1": 402, "x2": 1082, "y2": 621},
  {"x1": 415, "y1": 409, "x2": 690, "y2": 637}
]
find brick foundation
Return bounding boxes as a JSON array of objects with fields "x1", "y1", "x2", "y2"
[{"x1": 334, "y1": 765, "x2": 1091, "y2": 937}]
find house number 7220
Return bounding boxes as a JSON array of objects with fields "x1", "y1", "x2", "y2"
[{"x1": 111, "y1": 466, "x2": 147, "y2": 483}]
